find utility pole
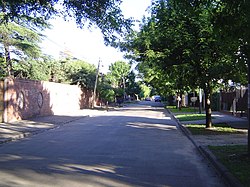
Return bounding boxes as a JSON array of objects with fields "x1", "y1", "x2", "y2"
[
  {"x1": 122, "y1": 75, "x2": 126, "y2": 101},
  {"x1": 92, "y1": 58, "x2": 101, "y2": 108},
  {"x1": 199, "y1": 88, "x2": 202, "y2": 114}
]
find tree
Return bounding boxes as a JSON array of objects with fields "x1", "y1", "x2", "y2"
[
  {"x1": 98, "y1": 74, "x2": 115, "y2": 103},
  {"x1": 13, "y1": 57, "x2": 50, "y2": 80},
  {"x1": 213, "y1": 0, "x2": 250, "y2": 45},
  {"x1": 123, "y1": 0, "x2": 246, "y2": 128},
  {"x1": 108, "y1": 61, "x2": 131, "y2": 100},
  {"x1": 11, "y1": 54, "x2": 67, "y2": 81},
  {"x1": 125, "y1": 71, "x2": 141, "y2": 100},
  {"x1": 137, "y1": 58, "x2": 194, "y2": 104},
  {"x1": 0, "y1": 0, "x2": 133, "y2": 45},
  {"x1": 65, "y1": 59, "x2": 96, "y2": 89},
  {"x1": 212, "y1": 0, "x2": 250, "y2": 154},
  {"x1": 139, "y1": 83, "x2": 151, "y2": 100},
  {"x1": 0, "y1": 20, "x2": 45, "y2": 76}
]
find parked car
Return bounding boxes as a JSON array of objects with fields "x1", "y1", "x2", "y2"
[
  {"x1": 154, "y1": 95, "x2": 161, "y2": 102},
  {"x1": 145, "y1": 97, "x2": 151, "y2": 101}
]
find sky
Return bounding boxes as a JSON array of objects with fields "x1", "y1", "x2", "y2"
[{"x1": 40, "y1": 0, "x2": 152, "y2": 73}]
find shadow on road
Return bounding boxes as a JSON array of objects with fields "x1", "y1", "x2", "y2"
[{"x1": 0, "y1": 105, "x2": 221, "y2": 187}]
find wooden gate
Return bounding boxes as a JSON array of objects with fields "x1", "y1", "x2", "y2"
[{"x1": 0, "y1": 81, "x2": 3, "y2": 122}]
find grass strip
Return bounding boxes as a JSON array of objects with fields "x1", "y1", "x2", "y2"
[
  {"x1": 209, "y1": 145, "x2": 250, "y2": 187},
  {"x1": 166, "y1": 106, "x2": 198, "y2": 113},
  {"x1": 176, "y1": 114, "x2": 206, "y2": 121},
  {"x1": 186, "y1": 123, "x2": 245, "y2": 135}
]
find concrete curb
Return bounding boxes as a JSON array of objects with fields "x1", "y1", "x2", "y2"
[
  {"x1": 166, "y1": 109, "x2": 243, "y2": 187},
  {"x1": 0, "y1": 131, "x2": 33, "y2": 144}
]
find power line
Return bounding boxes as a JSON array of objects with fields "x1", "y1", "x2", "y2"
[{"x1": 42, "y1": 36, "x2": 88, "y2": 61}]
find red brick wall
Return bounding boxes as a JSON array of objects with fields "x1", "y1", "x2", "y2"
[{"x1": 3, "y1": 77, "x2": 93, "y2": 122}]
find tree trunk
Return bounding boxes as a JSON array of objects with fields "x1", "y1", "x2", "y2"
[{"x1": 204, "y1": 82, "x2": 212, "y2": 128}]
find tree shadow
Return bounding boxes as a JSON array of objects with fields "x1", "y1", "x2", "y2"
[{"x1": 0, "y1": 110, "x2": 203, "y2": 187}]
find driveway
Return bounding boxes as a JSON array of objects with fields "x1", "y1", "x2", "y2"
[{"x1": 0, "y1": 102, "x2": 225, "y2": 187}]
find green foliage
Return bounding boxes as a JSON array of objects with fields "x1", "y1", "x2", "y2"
[
  {"x1": 126, "y1": 71, "x2": 141, "y2": 98},
  {"x1": 98, "y1": 65, "x2": 140, "y2": 102},
  {"x1": 213, "y1": 0, "x2": 250, "y2": 85},
  {"x1": 13, "y1": 59, "x2": 50, "y2": 80},
  {"x1": 108, "y1": 61, "x2": 131, "y2": 87},
  {"x1": 11, "y1": 55, "x2": 97, "y2": 89},
  {"x1": 106, "y1": 61, "x2": 131, "y2": 98},
  {"x1": 98, "y1": 77, "x2": 115, "y2": 102},
  {"x1": 101, "y1": 89, "x2": 115, "y2": 103},
  {"x1": 113, "y1": 87, "x2": 124, "y2": 98},
  {"x1": 139, "y1": 83, "x2": 151, "y2": 99},
  {"x1": 0, "y1": 21, "x2": 44, "y2": 75},
  {"x1": 213, "y1": 0, "x2": 250, "y2": 43},
  {"x1": 48, "y1": 59, "x2": 66, "y2": 82},
  {"x1": 0, "y1": 0, "x2": 133, "y2": 45},
  {"x1": 65, "y1": 60, "x2": 96, "y2": 89},
  {"x1": 122, "y1": 0, "x2": 248, "y2": 128},
  {"x1": 11, "y1": 55, "x2": 61, "y2": 81},
  {"x1": 125, "y1": 0, "x2": 247, "y2": 90},
  {"x1": 0, "y1": 55, "x2": 6, "y2": 79}
]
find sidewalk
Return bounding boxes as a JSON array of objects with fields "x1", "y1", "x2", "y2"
[
  {"x1": 0, "y1": 109, "x2": 106, "y2": 144},
  {"x1": 179, "y1": 111, "x2": 248, "y2": 146},
  {"x1": 170, "y1": 110, "x2": 248, "y2": 187},
  {"x1": 181, "y1": 111, "x2": 248, "y2": 129}
]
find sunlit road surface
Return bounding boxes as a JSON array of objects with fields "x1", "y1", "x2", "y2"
[{"x1": 0, "y1": 101, "x2": 225, "y2": 187}]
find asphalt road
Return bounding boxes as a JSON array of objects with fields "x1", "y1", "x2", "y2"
[{"x1": 0, "y1": 101, "x2": 225, "y2": 187}]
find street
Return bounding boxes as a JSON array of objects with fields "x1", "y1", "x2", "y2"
[{"x1": 0, "y1": 101, "x2": 225, "y2": 187}]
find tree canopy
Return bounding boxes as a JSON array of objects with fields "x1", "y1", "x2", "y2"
[
  {"x1": 0, "y1": 20, "x2": 45, "y2": 76},
  {"x1": 0, "y1": 0, "x2": 133, "y2": 45},
  {"x1": 123, "y1": 0, "x2": 248, "y2": 128},
  {"x1": 66, "y1": 59, "x2": 96, "y2": 89},
  {"x1": 107, "y1": 60, "x2": 131, "y2": 98},
  {"x1": 108, "y1": 61, "x2": 131, "y2": 87}
]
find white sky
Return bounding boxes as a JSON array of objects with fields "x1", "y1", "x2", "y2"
[{"x1": 40, "y1": 0, "x2": 151, "y2": 73}]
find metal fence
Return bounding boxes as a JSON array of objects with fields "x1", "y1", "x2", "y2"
[{"x1": 220, "y1": 87, "x2": 247, "y2": 115}]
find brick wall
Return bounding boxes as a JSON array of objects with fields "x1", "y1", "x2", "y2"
[{"x1": 3, "y1": 77, "x2": 93, "y2": 122}]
